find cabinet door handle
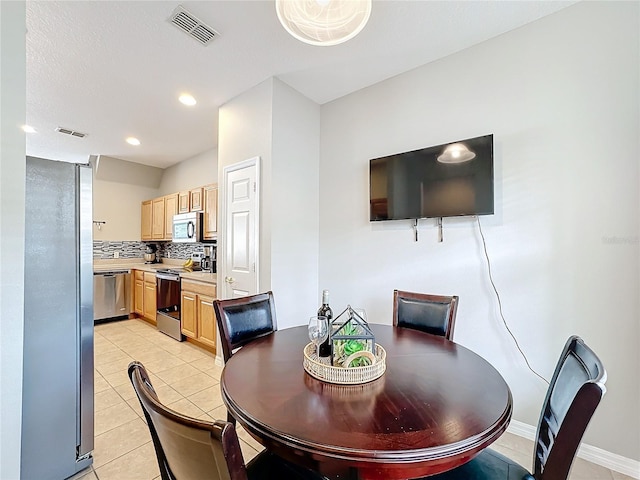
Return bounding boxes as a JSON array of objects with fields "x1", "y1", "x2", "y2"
[{"x1": 225, "y1": 276, "x2": 235, "y2": 284}]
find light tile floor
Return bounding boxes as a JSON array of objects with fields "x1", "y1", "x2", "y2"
[{"x1": 73, "y1": 318, "x2": 633, "y2": 480}]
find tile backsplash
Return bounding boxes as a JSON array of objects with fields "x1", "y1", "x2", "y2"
[
  {"x1": 93, "y1": 240, "x2": 215, "y2": 260},
  {"x1": 93, "y1": 241, "x2": 145, "y2": 259}
]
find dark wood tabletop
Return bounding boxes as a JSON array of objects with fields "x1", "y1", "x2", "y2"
[{"x1": 221, "y1": 324, "x2": 512, "y2": 480}]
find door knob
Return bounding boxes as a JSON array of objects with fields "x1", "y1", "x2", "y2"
[{"x1": 225, "y1": 276, "x2": 235, "y2": 284}]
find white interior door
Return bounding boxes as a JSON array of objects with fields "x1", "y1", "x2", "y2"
[{"x1": 222, "y1": 157, "x2": 259, "y2": 298}]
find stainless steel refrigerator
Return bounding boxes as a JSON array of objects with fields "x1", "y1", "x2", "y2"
[{"x1": 21, "y1": 156, "x2": 94, "y2": 479}]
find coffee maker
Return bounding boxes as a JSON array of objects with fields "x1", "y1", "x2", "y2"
[{"x1": 201, "y1": 245, "x2": 216, "y2": 273}]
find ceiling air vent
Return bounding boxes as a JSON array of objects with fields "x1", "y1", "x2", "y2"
[
  {"x1": 56, "y1": 127, "x2": 87, "y2": 138},
  {"x1": 169, "y1": 6, "x2": 218, "y2": 46}
]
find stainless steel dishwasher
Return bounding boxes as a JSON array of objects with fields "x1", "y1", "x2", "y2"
[{"x1": 93, "y1": 270, "x2": 131, "y2": 322}]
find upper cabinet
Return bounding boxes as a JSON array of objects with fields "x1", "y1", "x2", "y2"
[
  {"x1": 164, "y1": 193, "x2": 178, "y2": 240},
  {"x1": 178, "y1": 191, "x2": 190, "y2": 214},
  {"x1": 177, "y1": 187, "x2": 204, "y2": 213},
  {"x1": 190, "y1": 187, "x2": 204, "y2": 212},
  {"x1": 141, "y1": 184, "x2": 217, "y2": 242},
  {"x1": 152, "y1": 197, "x2": 165, "y2": 240},
  {"x1": 141, "y1": 200, "x2": 152, "y2": 241},
  {"x1": 141, "y1": 193, "x2": 178, "y2": 242},
  {"x1": 203, "y1": 184, "x2": 218, "y2": 240}
]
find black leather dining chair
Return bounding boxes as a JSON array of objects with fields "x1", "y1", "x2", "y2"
[
  {"x1": 128, "y1": 361, "x2": 326, "y2": 480},
  {"x1": 421, "y1": 335, "x2": 607, "y2": 480},
  {"x1": 213, "y1": 291, "x2": 277, "y2": 363},
  {"x1": 213, "y1": 291, "x2": 277, "y2": 424},
  {"x1": 392, "y1": 290, "x2": 459, "y2": 340}
]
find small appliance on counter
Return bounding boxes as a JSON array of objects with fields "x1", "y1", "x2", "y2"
[
  {"x1": 201, "y1": 245, "x2": 216, "y2": 273},
  {"x1": 144, "y1": 244, "x2": 158, "y2": 264},
  {"x1": 189, "y1": 252, "x2": 204, "y2": 270}
]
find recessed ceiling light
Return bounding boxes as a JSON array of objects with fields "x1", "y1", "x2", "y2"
[
  {"x1": 126, "y1": 137, "x2": 141, "y2": 146},
  {"x1": 22, "y1": 125, "x2": 36, "y2": 133},
  {"x1": 179, "y1": 93, "x2": 197, "y2": 106}
]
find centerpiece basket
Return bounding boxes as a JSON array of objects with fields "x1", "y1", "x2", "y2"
[{"x1": 303, "y1": 306, "x2": 386, "y2": 384}]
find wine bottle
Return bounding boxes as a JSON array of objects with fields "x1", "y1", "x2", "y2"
[{"x1": 317, "y1": 290, "x2": 333, "y2": 357}]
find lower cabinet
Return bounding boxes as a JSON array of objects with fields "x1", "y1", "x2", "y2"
[
  {"x1": 181, "y1": 291, "x2": 197, "y2": 338},
  {"x1": 133, "y1": 270, "x2": 157, "y2": 325},
  {"x1": 181, "y1": 279, "x2": 217, "y2": 352},
  {"x1": 134, "y1": 272, "x2": 144, "y2": 315}
]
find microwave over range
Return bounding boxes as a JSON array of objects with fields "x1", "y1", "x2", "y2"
[{"x1": 172, "y1": 212, "x2": 202, "y2": 243}]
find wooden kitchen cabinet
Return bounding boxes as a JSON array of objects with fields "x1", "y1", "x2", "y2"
[
  {"x1": 196, "y1": 294, "x2": 216, "y2": 349},
  {"x1": 133, "y1": 270, "x2": 157, "y2": 325},
  {"x1": 133, "y1": 271, "x2": 144, "y2": 315},
  {"x1": 141, "y1": 200, "x2": 152, "y2": 241},
  {"x1": 189, "y1": 187, "x2": 204, "y2": 212},
  {"x1": 143, "y1": 183, "x2": 216, "y2": 240},
  {"x1": 141, "y1": 194, "x2": 178, "y2": 242},
  {"x1": 143, "y1": 272, "x2": 157, "y2": 324},
  {"x1": 164, "y1": 193, "x2": 178, "y2": 240},
  {"x1": 180, "y1": 291, "x2": 197, "y2": 338},
  {"x1": 180, "y1": 279, "x2": 217, "y2": 352},
  {"x1": 151, "y1": 197, "x2": 165, "y2": 240},
  {"x1": 203, "y1": 184, "x2": 218, "y2": 240},
  {"x1": 178, "y1": 191, "x2": 190, "y2": 214}
]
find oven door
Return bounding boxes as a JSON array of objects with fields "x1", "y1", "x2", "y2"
[{"x1": 156, "y1": 273, "x2": 183, "y2": 341}]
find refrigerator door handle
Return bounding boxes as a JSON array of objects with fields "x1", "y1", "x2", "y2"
[{"x1": 77, "y1": 163, "x2": 94, "y2": 459}]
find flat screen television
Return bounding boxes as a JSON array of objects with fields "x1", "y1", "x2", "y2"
[{"x1": 369, "y1": 134, "x2": 494, "y2": 221}]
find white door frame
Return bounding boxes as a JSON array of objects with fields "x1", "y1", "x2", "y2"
[{"x1": 221, "y1": 156, "x2": 260, "y2": 298}]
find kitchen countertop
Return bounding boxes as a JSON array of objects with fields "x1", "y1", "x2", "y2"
[{"x1": 94, "y1": 259, "x2": 217, "y2": 285}]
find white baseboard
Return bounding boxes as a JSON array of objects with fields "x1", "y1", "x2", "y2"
[
  {"x1": 507, "y1": 420, "x2": 640, "y2": 479},
  {"x1": 215, "y1": 355, "x2": 224, "y2": 367}
]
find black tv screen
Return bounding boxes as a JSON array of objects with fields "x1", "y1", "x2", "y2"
[{"x1": 369, "y1": 134, "x2": 494, "y2": 221}]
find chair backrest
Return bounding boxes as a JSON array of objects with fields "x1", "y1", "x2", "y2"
[
  {"x1": 533, "y1": 336, "x2": 607, "y2": 480},
  {"x1": 128, "y1": 361, "x2": 248, "y2": 480},
  {"x1": 214, "y1": 291, "x2": 277, "y2": 362},
  {"x1": 392, "y1": 290, "x2": 459, "y2": 340}
]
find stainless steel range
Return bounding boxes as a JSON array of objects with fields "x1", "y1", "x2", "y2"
[{"x1": 156, "y1": 269, "x2": 183, "y2": 341}]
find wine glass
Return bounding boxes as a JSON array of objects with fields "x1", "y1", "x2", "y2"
[
  {"x1": 308, "y1": 315, "x2": 328, "y2": 356},
  {"x1": 353, "y1": 308, "x2": 367, "y2": 323}
]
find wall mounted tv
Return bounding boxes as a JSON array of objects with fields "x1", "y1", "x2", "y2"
[{"x1": 369, "y1": 134, "x2": 494, "y2": 221}]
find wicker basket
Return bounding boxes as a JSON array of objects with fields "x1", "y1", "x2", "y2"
[{"x1": 303, "y1": 343, "x2": 386, "y2": 384}]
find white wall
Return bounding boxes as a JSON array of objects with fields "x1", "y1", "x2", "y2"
[
  {"x1": 158, "y1": 147, "x2": 218, "y2": 195},
  {"x1": 93, "y1": 155, "x2": 163, "y2": 241},
  {"x1": 218, "y1": 79, "x2": 321, "y2": 326},
  {"x1": 219, "y1": 79, "x2": 274, "y2": 292},
  {"x1": 319, "y1": 1, "x2": 639, "y2": 462},
  {"x1": 93, "y1": 149, "x2": 218, "y2": 241},
  {"x1": 93, "y1": 179, "x2": 159, "y2": 241},
  {"x1": 270, "y1": 79, "x2": 320, "y2": 328},
  {"x1": 0, "y1": 2, "x2": 26, "y2": 477}
]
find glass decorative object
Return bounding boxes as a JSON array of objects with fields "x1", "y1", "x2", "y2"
[{"x1": 330, "y1": 305, "x2": 375, "y2": 367}]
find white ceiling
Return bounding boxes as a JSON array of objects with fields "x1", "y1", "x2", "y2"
[{"x1": 25, "y1": 0, "x2": 575, "y2": 169}]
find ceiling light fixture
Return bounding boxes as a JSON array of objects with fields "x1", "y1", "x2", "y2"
[
  {"x1": 179, "y1": 93, "x2": 197, "y2": 106},
  {"x1": 126, "y1": 137, "x2": 141, "y2": 146},
  {"x1": 22, "y1": 125, "x2": 36, "y2": 133},
  {"x1": 437, "y1": 143, "x2": 476, "y2": 164},
  {"x1": 275, "y1": 0, "x2": 372, "y2": 47}
]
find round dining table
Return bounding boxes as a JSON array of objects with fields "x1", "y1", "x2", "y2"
[{"x1": 220, "y1": 324, "x2": 512, "y2": 480}]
